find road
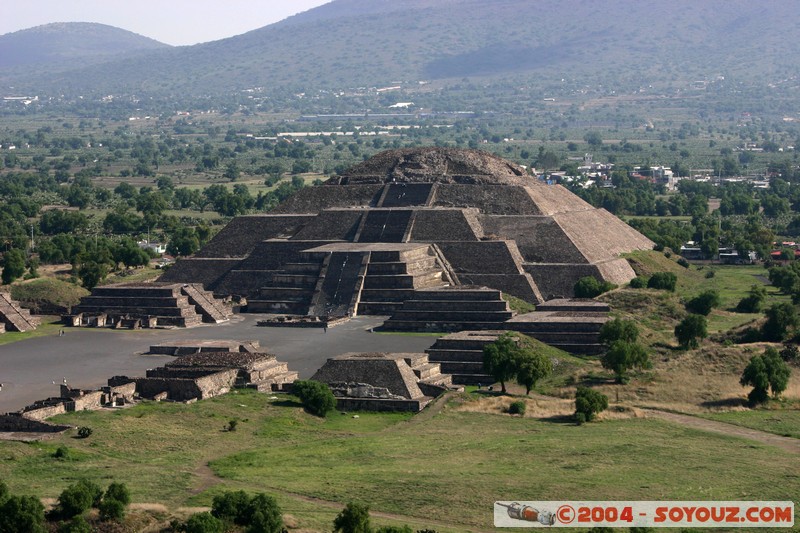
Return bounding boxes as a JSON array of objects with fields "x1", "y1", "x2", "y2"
[{"x1": 0, "y1": 315, "x2": 437, "y2": 413}]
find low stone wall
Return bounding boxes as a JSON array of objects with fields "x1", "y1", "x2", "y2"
[
  {"x1": 271, "y1": 185, "x2": 383, "y2": 213},
  {"x1": 335, "y1": 397, "x2": 431, "y2": 412},
  {"x1": 195, "y1": 215, "x2": 315, "y2": 258},
  {"x1": 21, "y1": 401, "x2": 68, "y2": 421},
  {"x1": 433, "y1": 184, "x2": 542, "y2": 215}
]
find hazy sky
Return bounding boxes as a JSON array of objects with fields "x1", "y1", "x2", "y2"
[{"x1": 1, "y1": 0, "x2": 332, "y2": 46}]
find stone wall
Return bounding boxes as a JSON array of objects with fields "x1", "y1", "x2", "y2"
[
  {"x1": 479, "y1": 215, "x2": 588, "y2": 264},
  {"x1": 433, "y1": 184, "x2": 542, "y2": 215},
  {"x1": 195, "y1": 215, "x2": 315, "y2": 258},
  {"x1": 158, "y1": 258, "x2": 244, "y2": 289},
  {"x1": 409, "y1": 209, "x2": 481, "y2": 242},
  {"x1": 271, "y1": 185, "x2": 383, "y2": 213},
  {"x1": 0, "y1": 414, "x2": 71, "y2": 433},
  {"x1": 290, "y1": 210, "x2": 364, "y2": 241}
]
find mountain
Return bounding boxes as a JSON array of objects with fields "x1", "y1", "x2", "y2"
[
  {"x1": 3, "y1": 1, "x2": 799, "y2": 96},
  {"x1": 0, "y1": 22, "x2": 169, "y2": 71}
]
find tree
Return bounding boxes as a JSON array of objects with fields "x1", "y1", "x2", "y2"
[
  {"x1": 56, "y1": 481, "x2": 96, "y2": 519},
  {"x1": 292, "y1": 380, "x2": 336, "y2": 417},
  {"x1": 333, "y1": 502, "x2": 371, "y2": 533},
  {"x1": 573, "y1": 276, "x2": 615, "y2": 298},
  {"x1": 685, "y1": 289, "x2": 721, "y2": 316},
  {"x1": 483, "y1": 333, "x2": 519, "y2": 393},
  {"x1": 736, "y1": 284, "x2": 766, "y2": 313},
  {"x1": 77, "y1": 261, "x2": 108, "y2": 290},
  {"x1": 212, "y1": 490, "x2": 251, "y2": 525},
  {"x1": 104, "y1": 482, "x2": 130, "y2": 506},
  {"x1": 574, "y1": 386, "x2": 608, "y2": 423},
  {"x1": 584, "y1": 131, "x2": 603, "y2": 146},
  {"x1": 2, "y1": 248, "x2": 26, "y2": 284},
  {"x1": 674, "y1": 314, "x2": 707, "y2": 349},
  {"x1": 0, "y1": 494, "x2": 46, "y2": 533},
  {"x1": 243, "y1": 493, "x2": 283, "y2": 533},
  {"x1": 762, "y1": 302, "x2": 799, "y2": 342},
  {"x1": 598, "y1": 318, "x2": 639, "y2": 346},
  {"x1": 647, "y1": 272, "x2": 677, "y2": 291},
  {"x1": 59, "y1": 516, "x2": 91, "y2": 533},
  {"x1": 740, "y1": 347, "x2": 792, "y2": 405},
  {"x1": 98, "y1": 498, "x2": 125, "y2": 521},
  {"x1": 602, "y1": 340, "x2": 650, "y2": 383},
  {"x1": 167, "y1": 227, "x2": 200, "y2": 257},
  {"x1": 515, "y1": 350, "x2": 552, "y2": 395},
  {"x1": 185, "y1": 512, "x2": 225, "y2": 533}
]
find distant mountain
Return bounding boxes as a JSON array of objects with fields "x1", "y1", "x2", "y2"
[
  {"x1": 0, "y1": 22, "x2": 169, "y2": 70},
  {"x1": 3, "y1": 1, "x2": 799, "y2": 96}
]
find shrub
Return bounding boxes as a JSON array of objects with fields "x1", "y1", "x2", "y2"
[
  {"x1": 185, "y1": 512, "x2": 225, "y2": 533},
  {"x1": 0, "y1": 495, "x2": 46, "y2": 533},
  {"x1": 104, "y1": 482, "x2": 131, "y2": 507},
  {"x1": 56, "y1": 481, "x2": 96, "y2": 519},
  {"x1": 574, "y1": 276, "x2": 616, "y2": 298},
  {"x1": 374, "y1": 527, "x2": 413, "y2": 533},
  {"x1": 227, "y1": 419, "x2": 238, "y2": 432},
  {"x1": 334, "y1": 502, "x2": 372, "y2": 533},
  {"x1": 293, "y1": 380, "x2": 336, "y2": 417},
  {"x1": 647, "y1": 272, "x2": 677, "y2": 291},
  {"x1": 59, "y1": 516, "x2": 91, "y2": 533},
  {"x1": 244, "y1": 493, "x2": 283, "y2": 533},
  {"x1": 53, "y1": 446, "x2": 70, "y2": 459},
  {"x1": 598, "y1": 318, "x2": 639, "y2": 346},
  {"x1": 677, "y1": 257, "x2": 690, "y2": 268},
  {"x1": 704, "y1": 270, "x2": 716, "y2": 279},
  {"x1": 77, "y1": 426, "x2": 92, "y2": 439},
  {"x1": 574, "y1": 387, "x2": 608, "y2": 423},
  {"x1": 762, "y1": 302, "x2": 799, "y2": 342},
  {"x1": 628, "y1": 276, "x2": 647, "y2": 288},
  {"x1": 740, "y1": 347, "x2": 792, "y2": 405},
  {"x1": 601, "y1": 340, "x2": 651, "y2": 383},
  {"x1": 674, "y1": 314, "x2": 708, "y2": 349},
  {"x1": 212, "y1": 490, "x2": 251, "y2": 524},
  {"x1": 99, "y1": 497, "x2": 125, "y2": 521},
  {"x1": 508, "y1": 400, "x2": 526, "y2": 415},
  {"x1": 685, "y1": 289, "x2": 721, "y2": 316}
]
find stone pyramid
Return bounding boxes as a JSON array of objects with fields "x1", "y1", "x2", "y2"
[{"x1": 160, "y1": 148, "x2": 652, "y2": 313}]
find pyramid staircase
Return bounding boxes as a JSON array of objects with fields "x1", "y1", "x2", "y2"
[
  {"x1": 400, "y1": 352, "x2": 457, "y2": 395},
  {"x1": 239, "y1": 357, "x2": 299, "y2": 392},
  {"x1": 380, "y1": 288, "x2": 514, "y2": 332},
  {"x1": 0, "y1": 292, "x2": 40, "y2": 332},
  {"x1": 181, "y1": 283, "x2": 232, "y2": 323},
  {"x1": 504, "y1": 299, "x2": 608, "y2": 355},
  {"x1": 425, "y1": 331, "x2": 504, "y2": 385}
]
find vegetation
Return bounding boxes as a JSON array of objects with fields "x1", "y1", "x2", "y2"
[
  {"x1": 685, "y1": 289, "x2": 721, "y2": 316},
  {"x1": 508, "y1": 401, "x2": 526, "y2": 416},
  {"x1": 740, "y1": 347, "x2": 792, "y2": 405},
  {"x1": 674, "y1": 314, "x2": 708, "y2": 349},
  {"x1": 574, "y1": 387, "x2": 608, "y2": 424},
  {"x1": 602, "y1": 341, "x2": 651, "y2": 384},
  {"x1": 573, "y1": 276, "x2": 616, "y2": 298},
  {"x1": 483, "y1": 333, "x2": 553, "y2": 394},
  {"x1": 647, "y1": 272, "x2": 677, "y2": 292},
  {"x1": 334, "y1": 502, "x2": 372, "y2": 533},
  {"x1": 292, "y1": 380, "x2": 336, "y2": 417}
]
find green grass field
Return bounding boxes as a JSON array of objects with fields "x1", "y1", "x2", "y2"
[
  {"x1": 701, "y1": 407, "x2": 800, "y2": 439},
  {"x1": 1, "y1": 390, "x2": 797, "y2": 531}
]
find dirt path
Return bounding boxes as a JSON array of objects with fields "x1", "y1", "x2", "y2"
[{"x1": 643, "y1": 409, "x2": 800, "y2": 453}]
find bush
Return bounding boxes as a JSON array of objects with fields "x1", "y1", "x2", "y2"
[
  {"x1": 77, "y1": 426, "x2": 92, "y2": 439},
  {"x1": 375, "y1": 527, "x2": 413, "y2": 533},
  {"x1": 333, "y1": 502, "x2": 371, "y2": 533},
  {"x1": 0, "y1": 494, "x2": 46, "y2": 533},
  {"x1": 704, "y1": 270, "x2": 716, "y2": 279},
  {"x1": 227, "y1": 419, "x2": 238, "y2": 432},
  {"x1": 104, "y1": 482, "x2": 131, "y2": 507},
  {"x1": 628, "y1": 276, "x2": 647, "y2": 289},
  {"x1": 602, "y1": 340, "x2": 651, "y2": 383},
  {"x1": 53, "y1": 446, "x2": 70, "y2": 459},
  {"x1": 677, "y1": 257, "x2": 690, "y2": 268},
  {"x1": 59, "y1": 516, "x2": 91, "y2": 533},
  {"x1": 99, "y1": 497, "x2": 125, "y2": 521},
  {"x1": 56, "y1": 481, "x2": 97, "y2": 519},
  {"x1": 674, "y1": 314, "x2": 708, "y2": 349},
  {"x1": 574, "y1": 276, "x2": 616, "y2": 298},
  {"x1": 598, "y1": 318, "x2": 639, "y2": 346},
  {"x1": 244, "y1": 493, "x2": 283, "y2": 533},
  {"x1": 293, "y1": 380, "x2": 336, "y2": 417},
  {"x1": 574, "y1": 387, "x2": 608, "y2": 423},
  {"x1": 185, "y1": 512, "x2": 225, "y2": 533},
  {"x1": 740, "y1": 347, "x2": 792, "y2": 406},
  {"x1": 685, "y1": 289, "x2": 721, "y2": 316},
  {"x1": 212, "y1": 490, "x2": 251, "y2": 525},
  {"x1": 508, "y1": 400, "x2": 526, "y2": 415},
  {"x1": 647, "y1": 272, "x2": 677, "y2": 291},
  {"x1": 762, "y1": 302, "x2": 799, "y2": 342}
]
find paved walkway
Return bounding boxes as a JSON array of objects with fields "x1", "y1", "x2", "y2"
[{"x1": 0, "y1": 315, "x2": 437, "y2": 413}]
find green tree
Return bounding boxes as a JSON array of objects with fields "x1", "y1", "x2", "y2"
[
  {"x1": 2, "y1": 248, "x2": 26, "y2": 284},
  {"x1": 573, "y1": 276, "x2": 615, "y2": 298},
  {"x1": 598, "y1": 318, "x2": 639, "y2": 346},
  {"x1": 762, "y1": 302, "x2": 799, "y2": 342},
  {"x1": 292, "y1": 380, "x2": 336, "y2": 417},
  {"x1": 0, "y1": 494, "x2": 47, "y2": 533},
  {"x1": 739, "y1": 347, "x2": 789, "y2": 406},
  {"x1": 736, "y1": 284, "x2": 767, "y2": 313},
  {"x1": 647, "y1": 272, "x2": 677, "y2": 291},
  {"x1": 98, "y1": 498, "x2": 125, "y2": 521},
  {"x1": 674, "y1": 314, "x2": 707, "y2": 349},
  {"x1": 333, "y1": 502, "x2": 371, "y2": 533},
  {"x1": 59, "y1": 516, "x2": 91, "y2": 533},
  {"x1": 602, "y1": 340, "x2": 651, "y2": 383},
  {"x1": 77, "y1": 261, "x2": 108, "y2": 290},
  {"x1": 185, "y1": 512, "x2": 225, "y2": 533},
  {"x1": 104, "y1": 482, "x2": 130, "y2": 506},
  {"x1": 685, "y1": 289, "x2": 721, "y2": 316},
  {"x1": 56, "y1": 481, "x2": 95, "y2": 519},
  {"x1": 584, "y1": 131, "x2": 603, "y2": 146},
  {"x1": 212, "y1": 490, "x2": 251, "y2": 525},
  {"x1": 515, "y1": 350, "x2": 552, "y2": 395},
  {"x1": 483, "y1": 333, "x2": 519, "y2": 393},
  {"x1": 244, "y1": 493, "x2": 283, "y2": 533},
  {"x1": 574, "y1": 386, "x2": 608, "y2": 424}
]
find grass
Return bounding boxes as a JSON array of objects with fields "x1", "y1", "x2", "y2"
[
  {"x1": 0, "y1": 317, "x2": 62, "y2": 346},
  {"x1": 1, "y1": 389, "x2": 798, "y2": 531},
  {"x1": 700, "y1": 405, "x2": 800, "y2": 439}
]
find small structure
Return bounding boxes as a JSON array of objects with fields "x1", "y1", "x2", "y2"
[
  {"x1": 0, "y1": 292, "x2": 40, "y2": 332},
  {"x1": 148, "y1": 339, "x2": 261, "y2": 355},
  {"x1": 311, "y1": 352, "x2": 457, "y2": 412},
  {"x1": 68, "y1": 282, "x2": 231, "y2": 328}
]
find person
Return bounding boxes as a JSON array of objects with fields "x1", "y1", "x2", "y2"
[
  {"x1": 59, "y1": 329, "x2": 64, "y2": 337},
  {"x1": 323, "y1": 324, "x2": 328, "y2": 333}
]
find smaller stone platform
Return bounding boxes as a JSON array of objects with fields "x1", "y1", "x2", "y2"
[{"x1": 148, "y1": 340, "x2": 261, "y2": 355}]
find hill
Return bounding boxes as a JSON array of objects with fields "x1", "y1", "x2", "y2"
[
  {"x1": 4, "y1": 0, "x2": 800, "y2": 96},
  {"x1": 0, "y1": 22, "x2": 169, "y2": 71}
]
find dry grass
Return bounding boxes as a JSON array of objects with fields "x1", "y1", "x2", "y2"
[{"x1": 454, "y1": 393, "x2": 644, "y2": 421}]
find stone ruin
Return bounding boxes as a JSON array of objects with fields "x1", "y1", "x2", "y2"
[
  {"x1": 0, "y1": 291, "x2": 40, "y2": 333},
  {"x1": 310, "y1": 351, "x2": 459, "y2": 412},
  {"x1": 159, "y1": 148, "x2": 652, "y2": 326},
  {"x1": 67, "y1": 282, "x2": 231, "y2": 328}
]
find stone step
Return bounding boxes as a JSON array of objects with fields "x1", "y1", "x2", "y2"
[
  {"x1": 356, "y1": 301, "x2": 404, "y2": 315},
  {"x1": 437, "y1": 361, "x2": 486, "y2": 374},
  {"x1": 450, "y1": 374, "x2": 495, "y2": 386},
  {"x1": 381, "y1": 320, "x2": 511, "y2": 332},
  {"x1": 283, "y1": 262, "x2": 323, "y2": 274},
  {"x1": 426, "y1": 348, "x2": 486, "y2": 363},
  {"x1": 258, "y1": 287, "x2": 315, "y2": 300},
  {"x1": 536, "y1": 299, "x2": 610, "y2": 312},
  {"x1": 523, "y1": 331, "x2": 601, "y2": 343},
  {"x1": 388, "y1": 310, "x2": 514, "y2": 322},
  {"x1": 90, "y1": 286, "x2": 181, "y2": 297},
  {"x1": 75, "y1": 305, "x2": 201, "y2": 318},
  {"x1": 407, "y1": 289, "x2": 504, "y2": 301},
  {"x1": 366, "y1": 257, "x2": 438, "y2": 275},
  {"x1": 246, "y1": 300, "x2": 310, "y2": 314},
  {"x1": 78, "y1": 296, "x2": 191, "y2": 308},
  {"x1": 270, "y1": 274, "x2": 319, "y2": 286},
  {"x1": 397, "y1": 300, "x2": 510, "y2": 312},
  {"x1": 411, "y1": 362, "x2": 441, "y2": 380},
  {"x1": 506, "y1": 321, "x2": 605, "y2": 333},
  {"x1": 359, "y1": 288, "x2": 418, "y2": 301},
  {"x1": 362, "y1": 272, "x2": 444, "y2": 289},
  {"x1": 181, "y1": 284, "x2": 231, "y2": 323}
]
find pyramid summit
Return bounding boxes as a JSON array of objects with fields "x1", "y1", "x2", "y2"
[{"x1": 160, "y1": 148, "x2": 653, "y2": 313}]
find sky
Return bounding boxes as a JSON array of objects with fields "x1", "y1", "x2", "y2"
[{"x1": 0, "y1": 0, "x2": 332, "y2": 46}]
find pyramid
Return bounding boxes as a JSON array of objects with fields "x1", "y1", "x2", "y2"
[{"x1": 160, "y1": 148, "x2": 652, "y2": 313}]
